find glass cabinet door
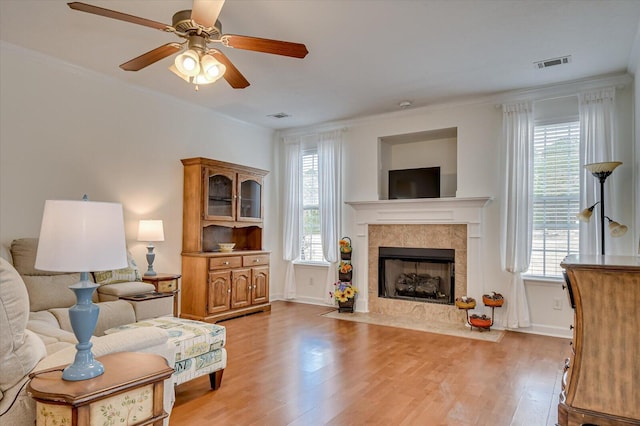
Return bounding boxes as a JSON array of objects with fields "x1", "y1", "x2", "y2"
[
  {"x1": 237, "y1": 174, "x2": 262, "y2": 221},
  {"x1": 204, "y1": 168, "x2": 235, "y2": 220}
]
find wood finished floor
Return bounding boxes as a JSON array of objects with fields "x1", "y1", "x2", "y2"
[{"x1": 171, "y1": 301, "x2": 570, "y2": 426}]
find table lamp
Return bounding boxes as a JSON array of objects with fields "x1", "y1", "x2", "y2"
[
  {"x1": 137, "y1": 219, "x2": 165, "y2": 277},
  {"x1": 35, "y1": 197, "x2": 127, "y2": 381}
]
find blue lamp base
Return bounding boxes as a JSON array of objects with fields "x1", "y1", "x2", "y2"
[
  {"x1": 63, "y1": 274, "x2": 103, "y2": 381},
  {"x1": 144, "y1": 244, "x2": 157, "y2": 277}
]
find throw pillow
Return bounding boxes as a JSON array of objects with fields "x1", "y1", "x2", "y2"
[{"x1": 93, "y1": 251, "x2": 142, "y2": 285}]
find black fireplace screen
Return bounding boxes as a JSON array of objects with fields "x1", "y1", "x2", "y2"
[{"x1": 378, "y1": 247, "x2": 455, "y2": 305}]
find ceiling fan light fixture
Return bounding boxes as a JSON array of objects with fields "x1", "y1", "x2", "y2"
[
  {"x1": 201, "y1": 54, "x2": 226, "y2": 80},
  {"x1": 169, "y1": 64, "x2": 190, "y2": 83},
  {"x1": 175, "y1": 49, "x2": 200, "y2": 76}
]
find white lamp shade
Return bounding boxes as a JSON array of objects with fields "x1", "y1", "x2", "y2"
[
  {"x1": 137, "y1": 220, "x2": 165, "y2": 242},
  {"x1": 584, "y1": 161, "x2": 622, "y2": 174},
  {"x1": 175, "y1": 49, "x2": 200, "y2": 77},
  {"x1": 169, "y1": 64, "x2": 190, "y2": 82},
  {"x1": 201, "y1": 54, "x2": 226, "y2": 80},
  {"x1": 35, "y1": 200, "x2": 128, "y2": 272}
]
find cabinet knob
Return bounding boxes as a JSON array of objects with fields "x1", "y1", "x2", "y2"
[
  {"x1": 228, "y1": 289, "x2": 231, "y2": 293},
  {"x1": 254, "y1": 259, "x2": 260, "y2": 263},
  {"x1": 569, "y1": 325, "x2": 574, "y2": 330},
  {"x1": 562, "y1": 284, "x2": 566, "y2": 290},
  {"x1": 223, "y1": 261, "x2": 229, "y2": 265}
]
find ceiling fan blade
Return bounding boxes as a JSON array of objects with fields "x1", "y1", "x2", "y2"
[
  {"x1": 210, "y1": 50, "x2": 250, "y2": 89},
  {"x1": 191, "y1": 0, "x2": 225, "y2": 29},
  {"x1": 221, "y1": 35, "x2": 308, "y2": 59},
  {"x1": 120, "y1": 43, "x2": 182, "y2": 71},
  {"x1": 67, "y1": 2, "x2": 171, "y2": 31}
]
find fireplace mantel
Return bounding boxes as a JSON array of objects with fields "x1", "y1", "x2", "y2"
[
  {"x1": 345, "y1": 196, "x2": 492, "y2": 315},
  {"x1": 345, "y1": 197, "x2": 492, "y2": 224},
  {"x1": 346, "y1": 196, "x2": 492, "y2": 208}
]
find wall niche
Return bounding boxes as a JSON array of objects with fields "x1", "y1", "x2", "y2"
[{"x1": 378, "y1": 127, "x2": 458, "y2": 200}]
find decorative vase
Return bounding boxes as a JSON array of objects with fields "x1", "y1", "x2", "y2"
[
  {"x1": 469, "y1": 314, "x2": 492, "y2": 329},
  {"x1": 455, "y1": 297, "x2": 476, "y2": 310},
  {"x1": 482, "y1": 293, "x2": 504, "y2": 307},
  {"x1": 338, "y1": 297, "x2": 355, "y2": 313}
]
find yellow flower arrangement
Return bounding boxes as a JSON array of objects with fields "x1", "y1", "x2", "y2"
[
  {"x1": 331, "y1": 281, "x2": 358, "y2": 302},
  {"x1": 339, "y1": 261, "x2": 352, "y2": 273}
]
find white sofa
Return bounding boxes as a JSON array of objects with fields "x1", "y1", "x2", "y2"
[
  {"x1": 0, "y1": 240, "x2": 177, "y2": 425},
  {"x1": 9, "y1": 238, "x2": 173, "y2": 335}
]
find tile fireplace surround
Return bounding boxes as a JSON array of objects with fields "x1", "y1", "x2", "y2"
[{"x1": 346, "y1": 197, "x2": 492, "y2": 325}]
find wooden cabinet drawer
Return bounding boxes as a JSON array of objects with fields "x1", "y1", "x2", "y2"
[
  {"x1": 243, "y1": 254, "x2": 270, "y2": 267},
  {"x1": 157, "y1": 279, "x2": 177, "y2": 292},
  {"x1": 209, "y1": 256, "x2": 242, "y2": 270}
]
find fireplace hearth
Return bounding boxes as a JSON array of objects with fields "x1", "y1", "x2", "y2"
[{"x1": 378, "y1": 247, "x2": 455, "y2": 305}]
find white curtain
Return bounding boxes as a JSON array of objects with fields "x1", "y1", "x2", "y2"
[
  {"x1": 578, "y1": 87, "x2": 617, "y2": 255},
  {"x1": 282, "y1": 139, "x2": 301, "y2": 299},
  {"x1": 317, "y1": 130, "x2": 343, "y2": 305},
  {"x1": 500, "y1": 102, "x2": 533, "y2": 329}
]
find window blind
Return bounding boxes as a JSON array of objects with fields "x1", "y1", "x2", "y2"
[
  {"x1": 301, "y1": 150, "x2": 323, "y2": 261},
  {"x1": 528, "y1": 121, "x2": 580, "y2": 277}
]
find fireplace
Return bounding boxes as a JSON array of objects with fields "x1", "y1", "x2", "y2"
[
  {"x1": 346, "y1": 197, "x2": 491, "y2": 325},
  {"x1": 378, "y1": 247, "x2": 455, "y2": 305}
]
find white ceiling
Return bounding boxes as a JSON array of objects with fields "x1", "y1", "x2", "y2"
[{"x1": 2, "y1": 0, "x2": 640, "y2": 130}]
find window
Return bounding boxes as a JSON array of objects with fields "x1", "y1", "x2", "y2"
[
  {"x1": 300, "y1": 149, "x2": 324, "y2": 262},
  {"x1": 527, "y1": 121, "x2": 580, "y2": 277}
]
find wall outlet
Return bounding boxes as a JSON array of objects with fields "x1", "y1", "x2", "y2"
[{"x1": 553, "y1": 298, "x2": 563, "y2": 310}]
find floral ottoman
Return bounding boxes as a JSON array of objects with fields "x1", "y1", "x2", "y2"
[{"x1": 105, "y1": 317, "x2": 226, "y2": 389}]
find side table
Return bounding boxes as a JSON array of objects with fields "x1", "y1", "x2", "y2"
[
  {"x1": 27, "y1": 352, "x2": 173, "y2": 426},
  {"x1": 142, "y1": 273, "x2": 181, "y2": 315}
]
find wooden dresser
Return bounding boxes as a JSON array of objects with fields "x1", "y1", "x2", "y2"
[{"x1": 559, "y1": 255, "x2": 640, "y2": 426}]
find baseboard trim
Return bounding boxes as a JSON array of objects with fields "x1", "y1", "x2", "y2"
[
  {"x1": 271, "y1": 298, "x2": 573, "y2": 338},
  {"x1": 509, "y1": 323, "x2": 572, "y2": 339}
]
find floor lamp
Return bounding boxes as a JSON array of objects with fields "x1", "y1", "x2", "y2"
[
  {"x1": 577, "y1": 161, "x2": 628, "y2": 255},
  {"x1": 35, "y1": 197, "x2": 127, "y2": 381}
]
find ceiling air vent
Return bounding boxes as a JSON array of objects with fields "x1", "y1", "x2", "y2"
[
  {"x1": 534, "y1": 55, "x2": 572, "y2": 69},
  {"x1": 267, "y1": 112, "x2": 291, "y2": 119}
]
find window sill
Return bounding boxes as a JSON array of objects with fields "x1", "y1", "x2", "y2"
[
  {"x1": 293, "y1": 261, "x2": 329, "y2": 268},
  {"x1": 522, "y1": 275, "x2": 564, "y2": 285}
]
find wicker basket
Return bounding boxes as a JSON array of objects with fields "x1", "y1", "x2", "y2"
[
  {"x1": 338, "y1": 297, "x2": 355, "y2": 313},
  {"x1": 339, "y1": 271, "x2": 352, "y2": 282}
]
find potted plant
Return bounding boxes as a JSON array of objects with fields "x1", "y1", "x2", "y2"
[
  {"x1": 339, "y1": 237, "x2": 352, "y2": 260},
  {"x1": 331, "y1": 281, "x2": 358, "y2": 313},
  {"x1": 338, "y1": 261, "x2": 352, "y2": 282}
]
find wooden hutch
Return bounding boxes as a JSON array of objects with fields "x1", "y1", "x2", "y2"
[
  {"x1": 180, "y1": 157, "x2": 270, "y2": 323},
  {"x1": 559, "y1": 255, "x2": 640, "y2": 426}
]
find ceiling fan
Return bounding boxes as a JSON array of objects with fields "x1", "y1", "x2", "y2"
[{"x1": 67, "y1": 0, "x2": 309, "y2": 89}]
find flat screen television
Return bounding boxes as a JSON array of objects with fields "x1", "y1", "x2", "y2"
[{"x1": 389, "y1": 167, "x2": 440, "y2": 199}]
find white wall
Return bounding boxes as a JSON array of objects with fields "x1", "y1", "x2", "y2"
[
  {"x1": 0, "y1": 42, "x2": 284, "y2": 296},
  {"x1": 282, "y1": 77, "x2": 636, "y2": 338}
]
